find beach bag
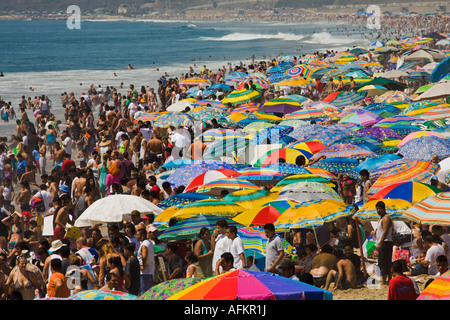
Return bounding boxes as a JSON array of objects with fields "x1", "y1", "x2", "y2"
[{"x1": 393, "y1": 248, "x2": 410, "y2": 266}]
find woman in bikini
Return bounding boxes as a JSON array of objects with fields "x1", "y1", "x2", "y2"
[
  {"x1": 6, "y1": 255, "x2": 41, "y2": 300},
  {"x1": 193, "y1": 227, "x2": 214, "y2": 278}
]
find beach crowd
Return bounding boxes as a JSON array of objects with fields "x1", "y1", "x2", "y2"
[{"x1": 0, "y1": 13, "x2": 449, "y2": 301}]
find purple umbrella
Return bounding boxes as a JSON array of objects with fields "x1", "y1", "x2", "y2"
[
  {"x1": 258, "y1": 103, "x2": 302, "y2": 115},
  {"x1": 356, "y1": 127, "x2": 402, "y2": 140}
]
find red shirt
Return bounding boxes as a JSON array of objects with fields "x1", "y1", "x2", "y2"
[
  {"x1": 61, "y1": 158, "x2": 76, "y2": 173},
  {"x1": 388, "y1": 275, "x2": 418, "y2": 300}
]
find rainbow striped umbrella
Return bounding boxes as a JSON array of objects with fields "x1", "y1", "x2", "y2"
[
  {"x1": 286, "y1": 140, "x2": 327, "y2": 154},
  {"x1": 232, "y1": 206, "x2": 285, "y2": 227},
  {"x1": 231, "y1": 102, "x2": 262, "y2": 113},
  {"x1": 191, "y1": 100, "x2": 227, "y2": 109},
  {"x1": 254, "y1": 147, "x2": 313, "y2": 167},
  {"x1": 417, "y1": 106, "x2": 450, "y2": 121},
  {"x1": 168, "y1": 269, "x2": 331, "y2": 300},
  {"x1": 339, "y1": 110, "x2": 383, "y2": 127},
  {"x1": 222, "y1": 88, "x2": 261, "y2": 106},
  {"x1": 180, "y1": 78, "x2": 211, "y2": 86},
  {"x1": 171, "y1": 199, "x2": 246, "y2": 220},
  {"x1": 236, "y1": 226, "x2": 296, "y2": 256},
  {"x1": 159, "y1": 214, "x2": 242, "y2": 241},
  {"x1": 418, "y1": 270, "x2": 450, "y2": 300},
  {"x1": 283, "y1": 109, "x2": 327, "y2": 120},
  {"x1": 274, "y1": 199, "x2": 354, "y2": 230},
  {"x1": 239, "y1": 75, "x2": 270, "y2": 87},
  {"x1": 286, "y1": 64, "x2": 315, "y2": 78},
  {"x1": 184, "y1": 169, "x2": 240, "y2": 193},
  {"x1": 306, "y1": 167, "x2": 337, "y2": 180},
  {"x1": 403, "y1": 192, "x2": 450, "y2": 225},
  {"x1": 133, "y1": 112, "x2": 165, "y2": 123},
  {"x1": 368, "y1": 161, "x2": 440, "y2": 196},
  {"x1": 196, "y1": 178, "x2": 260, "y2": 197},
  {"x1": 353, "y1": 199, "x2": 412, "y2": 221},
  {"x1": 368, "y1": 181, "x2": 441, "y2": 204},
  {"x1": 223, "y1": 189, "x2": 279, "y2": 210}
]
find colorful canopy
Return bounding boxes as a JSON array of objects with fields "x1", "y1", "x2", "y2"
[
  {"x1": 171, "y1": 199, "x2": 246, "y2": 219},
  {"x1": 232, "y1": 205, "x2": 285, "y2": 227},
  {"x1": 353, "y1": 199, "x2": 412, "y2": 221},
  {"x1": 271, "y1": 174, "x2": 335, "y2": 192},
  {"x1": 69, "y1": 290, "x2": 138, "y2": 300},
  {"x1": 397, "y1": 131, "x2": 446, "y2": 148},
  {"x1": 222, "y1": 189, "x2": 279, "y2": 210},
  {"x1": 222, "y1": 88, "x2": 261, "y2": 105},
  {"x1": 168, "y1": 269, "x2": 332, "y2": 300},
  {"x1": 254, "y1": 147, "x2": 313, "y2": 167},
  {"x1": 339, "y1": 110, "x2": 383, "y2": 127},
  {"x1": 274, "y1": 199, "x2": 354, "y2": 230},
  {"x1": 368, "y1": 181, "x2": 441, "y2": 204},
  {"x1": 196, "y1": 178, "x2": 260, "y2": 197},
  {"x1": 184, "y1": 169, "x2": 239, "y2": 193},
  {"x1": 311, "y1": 143, "x2": 376, "y2": 160},
  {"x1": 153, "y1": 111, "x2": 195, "y2": 128},
  {"x1": 398, "y1": 136, "x2": 450, "y2": 161},
  {"x1": 139, "y1": 278, "x2": 202, "y2": 300},
  {"x1": 403, "y1": 192, "x2": 450, "y2": 225},
  {"x1": 417, "y1": 270, "x2": 450, "y2": 300}
]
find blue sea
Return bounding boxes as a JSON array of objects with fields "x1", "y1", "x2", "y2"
[{"x1": 0, "y1": 18, "x2": 369, "y2": 134}]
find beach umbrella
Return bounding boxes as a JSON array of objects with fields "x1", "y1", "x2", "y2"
[
  {"x1": 368, "y1": 161, "x2": 440, "y2": 196},
  {"x1": 403, "y1": 192, "x2": 450, "y2": 226},
  {"x1": 267, "y1": 72, "x2": 291, "y2": 83},
  {"x1": 286, "y1": 140, "x2": 327, "y2": 154},
  {"x1": 369, "y1": 41, "x2": 385, "y2": 48},
  {"x1": 417, "y1": 270, "x2": 450, "y2": 300},
  {"x1": 368, "y1": 181, "x2": 441, "y2": 204},
  {"x1": 133, "y1": 112, "x2": 165, "y2": 123},
  {"x1": 282, "y1": 109, "x2": 327, "y2": 121},
  {"x1": 153, "y1": 111, "x2": 195, "y2": 128},
  {"x1": 305, "y1": 167, "x2": 337, "y2": 180},
  {"x1": 236, "y1": 167, "x2": 284, "y2": 185},
  {"x1": 158, "y1": 193, "x2": 215, "y2": 210},
  {"x1": 357, "y1": 84, "x2": 388, "y2": 97},
  {"x1": 222, "y1": 88, "x2": 261, "y2": 106},
  {"x1": 274, "y1": 78, "x2": 315, "y2": 87},
  {"x1": 209, "y1": 83, "x2": 231, "y2": 91},
  {"x1": 184, "y1": 169, "x2": 240, "y2": 193},
  {"x1": 397, "y1": 131, "x2": 447, "y2": 148},
  {"x1": 231, "y1": 102, "x2": 262, "y2": 113},
  {"x1": 261, "y1": 163, "x2": 311, "y2": 176},
  {"x1": 225, "y1": 71, "x2": 248, "y2": 82},
  {"x1": 192, "y1": 100, "x2": 227, "y2": 109},
  {"x1": 309, "y1": 157, "x2": 360, "y2": 179},
  {"x1": 202, "y1": 136, "x2": 249, "y2": 160},
  {"x1": 311, "y1": 143, "x2": 376, "y2": 160},
  {"x1": 249, "y1": 125, "x2": 294, "y2": 145},
  {"x1": 242, "y1": 121, "x2": 273, "y2": 134},
  {"x1": 180, "y1": 78, "x2": 211, "y2": 86},
  {"x1": 356, "y1": 127, "x2": 402, "y2": 140},
  {"x1": 236, "y1": 226, "x2": 296, "y2": 257},
  {"x1": 271, "y1": 174, "x2": 335, "y2": 193},
  {"x1": 69, "y1": 290, "x2": 138, "y2": 300},
  {"x1": 191, "y1": 107, "x2": 229, "y2": 122},
  {"x1": 165, "y1": 161, "x2": 239, "y2": 188},
  {"x1": 279, "y1": 119, "x2": 309, "y2": 128},
  {"x1": 232, "y1": 206, "x2": 285, "y2": 227},
  {"x1": 168, "y1": 269, "x2": 332, "y2": 300},
  {"x1": 414, "y1": 80, "x2": 450, "y2": 101},
  {"x1": 375, "y1": 91, "x2": 411, "y2": 104},
  {"x1": 139, "y1": 278, "x2": 202, "y2": 300},
  {"x1": 353, "y1": 199, "x2": 412, "y2": 221},
  {"x1": 430, "y1": 56, "x2": 450, "y2": 83},
  {"x1": 354, "y1": 153, "x2": 402, "y2": 174},
  {"x1": 199, "y1": 128, "x2": 244, "y2": 142},
  {"x1": 259, "y1": 98, "x2": 302, "y2": 116},
  {"x1": 338, "y1": 110, "x2": 383, "y2": 127},
  {"x1": 286, "y1": 65, "x2": 314, "y2": 77},
  {"x1": 74, "y1": 195, "x2": 163, "y2": 227},
  {"x1": 196, "y1": 178, "x2": 260, "y2": 197},
  {"x1": 159, "y1": 214, "x2": 242, "y2": 241},
  {"x1": 287, "y1": 94, "x2": 310, "y2": 104},
  {"x1": 222, "y1": 189, "x2": 279, "y2": 210},
  {"x1": 274, "y1": 199, "x2": 353, "y2": 231},
  {"x1": 398, "y1": 136, "x2": 450, "y2": 161},
  {"x1": 373, "y1": 115, "x2": 424, "y2": 128},
  {"x1": 276, "y1": 185, "x2": 342, "y2": 202},
  {"x1": 416, "y1": 105, "x2": 450, "y2": 121}
]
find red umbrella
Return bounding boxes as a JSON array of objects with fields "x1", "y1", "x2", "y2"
[
  {"x1": 322, "y1": 91, "x2": 340, "y2": 102},
  {"x1": 184, "y1": 169, "x2": 239, "y2": 193}
]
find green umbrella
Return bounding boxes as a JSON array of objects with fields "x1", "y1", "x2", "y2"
[{"x1": 139, "y1": 278, "x2": 202, "y2": 300}]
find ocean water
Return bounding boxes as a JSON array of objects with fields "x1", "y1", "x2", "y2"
[{"x1": 0, "y1": 18, "x2": 368, "y2": 135}]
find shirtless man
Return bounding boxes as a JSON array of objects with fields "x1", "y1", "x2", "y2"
[
  {"x1": 54, "y1": 194, "x2": 73, "y2": 240},
  {"x1": 53, "y1": 142, "x2": 66, "y2": 171},
  {"x1": 324, "y1": 249, "x2": 357, "y2": 291},
  {"x1": 309, "y1": 244, "x2": 338, "y2": 287},
  {"x1": 72, "y1": 169, "x2": 87, "y2": 203},
  {"x1": 146, "y1": 133, "x2": 165, "y2": 159}
]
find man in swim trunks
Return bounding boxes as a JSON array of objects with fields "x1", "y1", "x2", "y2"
[{"x1": 309, "y1": 244, "x2": 338, "y2": 288}]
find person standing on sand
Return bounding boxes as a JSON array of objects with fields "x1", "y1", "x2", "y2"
[
  {"x1": 387, "y1": 260, "x2": 418, "y2": 300},
  {"x1": 374, "y1": 201, "x2": 394, "y2": 285}
]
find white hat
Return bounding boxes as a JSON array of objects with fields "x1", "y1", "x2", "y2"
[{"x1": 49, "y1": 240, "x2": 66, "y2": 253}]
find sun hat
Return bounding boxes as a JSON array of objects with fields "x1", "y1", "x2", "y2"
[
  {"x1": 49, "y1": 240, "x2": 66, "y2": 253},
  {"x1": 99, "y1": 138, "x2": 112, "y2": 147},
  {"x1": 59, "y1": 185, "x2": 70, "y2": 193}
]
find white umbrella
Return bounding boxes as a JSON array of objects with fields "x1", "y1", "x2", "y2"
[
  {"x1": 437, "y1": 157, "x2": 450, "y2": 183},
  {"x1": 74, "y1": 195, "x2": 163, "y2": 227},
  {"x1": 382, "y1": 69, "x2": 409, "y2": 79},
  {"x1": 414, "y1": 80, "x2": 450, "y2": 100},
  {"x1": 166, "y1": 100, "x2": 194, "y2": 112}
]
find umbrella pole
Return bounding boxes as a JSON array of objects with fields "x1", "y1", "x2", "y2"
[
  {"x1": 312, "y1": 226, "x2": 319, "y2": 248},
  {"x1": 354, "y1": 217, "x2": 368, "y2": 278}
]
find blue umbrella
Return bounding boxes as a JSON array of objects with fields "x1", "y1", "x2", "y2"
[
  {"x1": 267, "y1": 73, "x2": 290, "y2": 83},
  {"x1": 353, "y1": 153, "x2": 402, "y2": 174},
  {"x1": 250, "y1": 125, "x2": 294, "y2": 145},
  {"x1": 158, "y1": 193, "x2": 215, "y2": 209},
  {"x1": 209, "y1": 83, "x2": 232, "y2": 91},
  {"x1": 398, "y1": 136, "x2": 450, "y2": 161},
  {"x1": 431, "y1": 56, "x2": 450, "y2": 82},
  {"x1": 225, "y1": 71, "x2": 249, "y2": 82},
  {"x1": 389, "y1": 124, "x2": 421, "y2": 137}
]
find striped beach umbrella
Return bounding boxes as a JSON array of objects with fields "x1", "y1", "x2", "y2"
[
  {"x1": 417, "y1": 105, "x2": 450, "y2": 121},
  {"x1": 159, "y1": 214, "x2": 242, "y2": 241},
  {"x1": 328, "y1": 91, "x2": 368, "y2": 108},
  {"x1": 172, "y1": 199, "x2": 246, "y2": 220},
  {"x1": 157, "y1": 193, "x2": 215, "y2": 210},
  {"x1": 339, "y1": 110, "x2": 383, "y2": 127},
  {"x1": 286, "y1": 140, "x2": 327, "y2": 154},
  {"x1": 259, "y1": 97, "x2": 302, "y2": 115},
  {"x1": 223, "y1": 189, "x2": 279, "y2": 210},
  {"x1": 368, "y1": 181, "x2": 441, "y2": 204},
  {"x1": 191, "y1": 100, "x2": 227, "y2": 109},
  {"x1": 222, "y1": 88, "x2": 261, "y2": 106},
  {"x1": 249, "y1": 125, "x2": 294, "y2": 145},
  {"x1": 232, "y1": 206, "x2": 285, "y2": 227},
  {"x1": 368, "y1": 161, "x2": 440, "y2": 196},
  {"x1": 184, "y1": 169, "x2": 240, "y2": 193},
  {"x1": 198, "y1": 128, "x2": 244, "y2": 142},
  {"x1": 236, "y1": 226, "x2": 296, "y2": 256},
  {"x1": 274, "y1": 199, "x2": 354, "y2": 231},
  {"x1": 312, "y1": 143, "x2": 376, "y2": 160},
  {"x1": 133, "y1": 112, "x2": 165, "y2": 123},
  {"x1": 397, "y1": 131, "x2": 446, "y2": 148},
  {"x1": 286, "y1": 64, "x2": 315, "y2": 78},
  {"x1": 261, "y1": 163, "x2": 311, "y2": 176},
  {"x1": 196, "y1": 178, "x2": 260, "y2": 197},
  {"x1": 353, "y1": 199, "x2": 412, "y2": 221},
  {"x1": 418, "y1": 270, "x2": 450, "y2": 300},
  {"x1": 277, "y1": 181, "x2": 340, "y2": 199},
  {"x1": 374, "y1": 115, "x2": 424, "y2": 128},
  {"x1": 403, "y1": 193, "x2": 450, "y2": 226},
  {"x1": 180, "y1": 78, "x2": 211, "y2": 86},
  {"x1": 267, "y1": 72, "x2": 291, "y2": 83},
  {"x1": 236, "y1": 167, "x2": 284, "y2": 184},
  {"x1": 283, "y1": 109, "x2": 327, "y2": 120},
  {"x1": 254, "y1": 147, "x2": 313, "y2": 167},
  {"x1": 271, "y1": 174, "x2": 336, "y2": 192}
]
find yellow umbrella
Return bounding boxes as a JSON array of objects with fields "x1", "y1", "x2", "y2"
[
  {"x1": 154, "y1": 206, "x2": 181, "y2": 223},
  {"x1": 274, "y1": 78, "x2": 315, "y2": 87},
  {"x1": 171, "y1": 199, "x2": 246, "y2": 220}
]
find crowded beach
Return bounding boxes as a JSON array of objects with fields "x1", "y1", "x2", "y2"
[{"x1": 0, "y1": 13, "x2": 450, "y2": 301}]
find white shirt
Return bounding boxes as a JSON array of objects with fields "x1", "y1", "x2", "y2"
[
  {"x1": 212, "y1": 234, "x2": 232, "y2": 271},
  {"x1": 229, "y1": 236, "x2": 246, "y2": 270},
  {"x1": 140, "y1": 128, "x2": 153, "y2": 141},
  {"x1": 137, "y1": 239, "x2": 155, "y2": 276},
  {"x1": 63, "y1": 136, "x2": 73, "y2": 155},
  {"x1": 425, "y1": 244, "x2": 446, "y2": 275}
]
